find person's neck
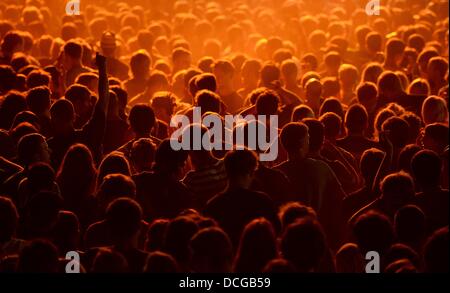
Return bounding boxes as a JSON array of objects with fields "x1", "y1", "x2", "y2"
[
  {"x1": 348, "y1": 130, "x2": 364, "y2": 137},
  {"x1": 287, "y1": 152, "x2": 306, "y2": 162}
]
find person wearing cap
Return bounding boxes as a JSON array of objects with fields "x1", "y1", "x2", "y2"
[{"x1": 97, "y1": 31, "x2": 129, "y2": 81}]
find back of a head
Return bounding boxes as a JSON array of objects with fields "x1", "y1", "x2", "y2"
[
  {"x1": 97, "y1": 152, "x2": 131, "y2": 185},
  {"x1": 302, "y1": 118, "x2": 324, "y2": 153},
  {"x1": 356, "y1": 82, "x2": 378, "y2": 107},
  {"x1": 164, "y1": 216, "x2": 199, "y2": 266},
  {"x1": 130, "y1": 138, "x2": 156, "y2": 172},
  {"x1": 195, "y1": 90, "x2": 221, "y2": 114},
  {"x1": 262, "y1": 258, "x2": 297, "y2": 273},
  {"x1": 91, "y1": 247, "x2": 129, "y2": 273},
  {"x1": 394, "y1": 205, "x2": 426, "y2": 245},
  {"x1": 224, "y1": 149, "x2": 258, "y2": 180},
  {"x1": 380, "y1": 171, "x2": 415, "y2": 203},
  {"x1": 377, "y1": 71, "x2": 403, "y2": 96},
  {"x1": 105, "y1": 197, "x2": 143, "y2": 244},
  {"x1": 385, "y1": 243, "x2": 421, "y2": 272},
  {"x1": 50, "y1": 98, "x2": 75, "y2": 124},
  {"x1": 26, "y1": 85, "x2": 51, "y2": 114},
  {"x1": 359, "y1": 148, "x2": 384, "y2": 182},
  {"x1": 0, "y1": 196, "x2": 18, "y2": 243},
  {"x1": 421, "y1": 95, "x2": 448, "y2": 125},
  {"x1": 17, "y1": 239, "x2": 59, "y2": 273},
  {"x1": 381, "y1": 116, "x2": 410, "y2": 149},
  {"x1": 423, "y1": 123, "x2": 449, "y2": 153},
  {"x1": 423, "y1": 226, "x2": 449, "y2": 273},
  {"x1": 411, "y1": 150, "x2": 442, "y2": 189},
  {"x1": 130, "y1": 50, "x2": 151, "y2": 77},
  {"x1": 26, "y1": 69, "x2": 51, "y2": 89},
  {"x1": 338, "y1": 64, "x2": 359, "y2": 86},
  {"x1": 255, "y1": 89, "x2": 279, "y2": 115},
  {"x1": 345, "y1": 104, "x2": 368, "y2": 133},
  {"x1": 385, "y1": 38, "x2": 405, "y2": 58},
  {"x1": 319, "y1": 112, "x2": 342, "y2": 139},
  {"x1": 408, "y1": 78, "x2": 430, "y2": 96},
  {"x1": 335, "y1": 243, "x2": 364, "y2": 273},
  {"x1": 234, "y1": 218, "x2": 277, "y2": 272},
  {"x1": 98, "y1": 174, "x2": 136, "y2": 208},
  {"x1": 292, "y1": 105, "x2": 315, "y2": 122},
  {"x1": 154, "y1": 139, "x2": 188, "y2": 174},
  {"x1": 144, "y1": 251, "x2": 179, "y2": 273},
  {"x1": 17, "y1": 132, "x2": 47, "y2": 166},
  {"x1": 280, "y1": 122, "x2": 309, "y2": 154},
  {"x1": 260, "y1": 62, "x2": 280, "y2": 85},
  {"x1": 190, "y1": 227, "x2": 233, "y2": 273},
  {"x1": 352, "y1": 210, "x2": 394, "y2": 255},
  {"x1": 195, "y1": 73, "x2": 217, "y2": 93},
  {"x1": 129, "y1": 103, "x2": 156, "y2": 135},
  {"x1": 319, "y1": 97, "x2": 344, "y2": 118},
  {"x1": 305, "y1": 78, "x2": 322, "y2": 99},
  {"x1": 281, "y1": 218, "x2": 326, "y2": 272},
  {"x1": 63, "y1": 40, "x2": 82, "y2": 60}
]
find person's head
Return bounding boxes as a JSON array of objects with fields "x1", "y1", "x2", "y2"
[
  {"x1": 427, "y1": 56, "x2": 448, "y2": 82},
  {"x1": 171, "y1": 47, "x2": 191, "y2": 73},
  {"x1": 1, "y1": 30, "x2": 23, "y2": 58},
  {"x1": 423, "y1": 226, "x2": 449, "y2": 273},
  {"x1": 381, "y1": 116, "x2": 410, "y2": 150},
  {"x1": 292, "y1": 105, "x2": 315, "y2": 122},
  {"x1": 145, "y1": 219, "x2": 170, "y2": 252},
  {"x1": 91, "y1": 247, "x2": 129, "y2": 273},
  {"x1": 401, "y1": 112, "x2": 423, "y2": 144},
  {"x1": 130, "y1": 138, "x2": 156, "y2": 174},
  {"x1": 377, "y1": 71, "x2": 404, "y2": 98},
  {"x1": 146, "y1": 70, "x2": 170, "y2": 97},
  {"x1": 338, "y1": 64, "x2": 359, "y2": 90},
  {"x1": 300, "y1": 53, "x2": 318, "y2": 74},
  {"x1": 25, "y1": 191, "x2": 63, "y2": 237},
  {"x1": 398, "y1": 144, "x2": 422, "y2": 174},
  {"x1": 97, "y1": 152, "x2": 131, "y2": 186},
  {"x1": 421, "y1": 123, "x2": 449, "y2": 154},
  {"x1": 417, "y1": 48, "x2": 439, "y2": 77},
  {"x1": 407, "y1": 33, "x2": 425, "y2": 54},
  {"x1": 63, "y1": 40, "x2": 83, "y2": 68},
  {"x1": 56, "y1": 143, "x2": 96, "y2": 198},
  {"x1": 241, "y1": 59, "x2": 261, "y2": 88},
  {"x1": 0, "y1": 196, "x2": 18, "y2": 242},
  {"x1": 223, "y1": 149, "x2": 258, "y2": 188},
  {"x1": 105, "y1": 197, "x2": 143, "y2": 246},
  {"x1": 356, "y1": 82, "x2": 378, "y2": 113},
  {"x1": 421, "y1": 96, "x2": 448, "y2": 125},
  {"x1": 75, "y1": 72, "x2": 99, "y2": 94},
  {"x1": 321, "y1": 77, "x2": 340, "y2": 99},
  {"x1": 195, "y1": 73, "x2": 217, "y2": 93},
  {"x1": 154, "y1": 139, "x2": 188, "y2": 177},
  {"x1": 97, "y1": 174, "x2": 136, "y2": 211},
  {"x1": 319, "y1": 112, "x2": 342, "y2": 140},
  {"x1": 26, "y1": 85, "x2": 51, "y2": 116},
  {"x1": 151, "y1": 91, "x2": 177, "y2": 123},
  {"x1": 262, "y1": 258, "x2": 297, "y2": 273},
  {"x1": 281, "y1": 218, "x2": 326, "y2": 272},
  {"x1": 394, "y1": 205, "x2": 426, "y2": 249},
  {"x1": 352, "y1": 210, "x2": 394, "y2": 255},
  {"x1": 411, "y1": 150, "x2": 442, "y2": 190},
  {"x1": 26, "y1": 69, "x2": 51, "y2": 89},
  {"x1": 260, "y1": 62, "x2": 280, "y2": 87},
  {"x1": 305, "y1": 78, "x2": 322, "y2": 101},
  {"x1": 280, "y1": 60, "x2": 298, "y2": 84},
  {"x1": 361, "y1": 62, "x2": 383, "y2": 84},
  {"x1": 17, "y1": 133, "x2": 50, "y2": 167},
  {"x1": 385, "y1": 38, "x2": 405, "y2": 65},
  {"x1": 100, "y1": 31, "x2": 118, "y2": 57},
  {"x1": 50, "y1": 98, "x2": 76, "y2": 133},
  {"x1": 255, "y1": 89, "x2": 279, "y2": 115},
  {"x1": 280, "y1": 122, "x2": 309, "y2": 157},
  {"x1": 195, "y1": 90, "x2": 221, "y2": 115},
  {"x1": 380, "y1": 171, "x2": 415, "y2": 207},
  {"x1": 234, "y1": 218, "x2": 277, "y2": 273},
  {"x1": 408, "y1": 78, "x2": 430, "y2": 96},
  {"x1": 144, "y1": 251, "x2": 179, "y2": 273},
  {"x1": 335, "y1": 243, "x2": 364, "y2": 273},
  {"x1": 213, "y1": 60, "x2": 235, "y2": 88},
  {"x1": 197, "y1": 56, "x2": 214, "y2": 73},
  {"x1": 129, "y1": 104, "x2": 156, "y2": 137},
  {"x1": 0, "y1": 90, "x2": 27, "y2": 130},
  {"x1": 64, "y1": 84, "x2": 93, "y2": 119},
  {"x1": 318, "y1": 97, "x2": 344, "y2": 119},
  {"x1": 278, "y1": 202, "x2": 317, "y2": 231},
  {"x1": 302, "y1": 118, "x2": 324, "y2": 154},
  {"x1": 190, "y1": 227, "x2": 233, "y2": 273},
  {"x1": 130, "y1": 50, "x2": 151, "y2": 78},
  {"x1": 384, "y1": 243, "x2": 421, "y2": 272},
  {"x1": 345, "y1": 104, "x2": 369, "y2": 135},
  {"x1": 164, "y1": 216, "x2": 199, "y2": 268},
  {"x1": 16, "y1": 239, "x2": 59, "y2": 273},
  {"x1": 359, "y1": 148, "x2": 384, "y2": 184}
]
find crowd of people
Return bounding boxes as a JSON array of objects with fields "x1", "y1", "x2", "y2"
[{"x1": 0, "y1": 0, "x2": 448, "y2": 273}]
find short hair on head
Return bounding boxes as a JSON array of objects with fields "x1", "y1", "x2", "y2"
[
  {"x1": 319, "y1": 97, "x2": 344, "y2": 118},
  {"x1": 356, "y1": 82, "x2": 378, "y2": 104},
  {"x1": 280, "y1": 122, "x2": 309, "y2": 153},
  {"x1": 278, "y1": 202, "x2": 317, "y2": 230},
  {"x1": 144, "y1": 251, "x2": 179, "y2": 273},
  {"x1": 292, "y1": 104, "x2": 315, "y2": 122},
  {"x1": 385, "y1": 38, "x2": 405, "y2": 57},
  {"x1": 105, "y1": 197, "x2": 143, "y2": 242},
  {"x1": 423, "y1": 123, "x2": 449, "y2": 152},
  {"x1": 50, "y1": 98, "x2": 75, "y2": 123},
  {"x1": 352, "y1": 210, "x2": 394, "y2": 255},
  {"x1": 0, "y1": 196, "x2": 18, "y2": 242},
  {"x1": 321, "y1": 77, "x2": 340, "y2": 98},
  {"x1": 260, "y1": 62, "x2": 280, "y2": 85},
  {"x1": 338, "y1": 64, "x2": 358, "y2": 86},
  {"x1": 301, "y1": 71, "x2": 321, "y2": 88},
  {"x1": 129, "y1": 104, "x2": 156, "y2": 134},
  {"x1": 319, "y1": 112, "x2": 342, "y2": 139},
  {"x1": 255, "y1": 89, "x2": 279, "y2": 115},
  {"x1": 361, "y1": 62, "x2": 383, "y2": 83},
  {"x1": 302, "y1": 118, "x2": 324, "y2": 153},
  {"x1": 411, "y1": 150, "x2": 442, "y2": 188},
  {"x1": 381, "y1": 116, "x2": 410, "y2": 149},
  {"x1": 301, "y1": 53, "x2": 318, "y2": 71},
  {"x1": 64, "y1": 84, "x2": 91, "y2": 105},
  {"x1": 281, "y1": 218, "x2": 326, "y2": 272},
  {"x1": 195, "y1": 73, "x2": 216, "y2": 92},
  {"x1": 408, "y1": 78, "x2": 430, "y2": 96},
  {"x1": 195, "y1": 90, "x2": 221, "y2": 114},
  {"x1": 377, "y1": 71, "x2": 403, "y2": 95},
  {"x1": 26, "y1": 85, "x2": 51, "y2": 114},
  {"x1": 345, "y1": 104, "x2": 368, "y2": 133},
  {"x1": 17, "y1": 133, "x2": 46, "y2": 165},
  {"x1": 26, "y1": 69, "x2": 51, "y2": 88},
  {"x1": 91, "y1": 247, "x2": 129, "y2": 273},
  {"x1": 394, "y1": 205, "x2": 426, "y2": 247},
  {"x1": 380, "y1": 171, "x2": 415, "y2": 201},
  {"x1": 281, "y1": 59, "x2": 297, "y2": 77},
  {"x1": 197, "y1": 56, "x2": 215, "y2": 73},
  {"x1": 398, "y1": 144, "x2": 422, "y2": 173},
  {"x1": 154, "y1": 139, "x2": 188, "y2": 173},
  {"x1": 423, "y1": 226, "x2": 449, "y2": 273},
  {"x1": 17, "y1": 239, "x2": 59, "y2": 273},
  {"x1": 130, "y1": 50, "x2": 151, "y2": 77},
  {"x1": 224, "y1": 149, "x2": 258, "y2": 179},
  {"x1": 359, "y1": 148, "x2": 384, "y2": 181},
  {"x1": 98, "y1": 174, "x2": 136, "y2": 207},
  {"x1": 63, "y1": 40, "x2": 83, "y2": 59},
  {"x1": 428, "y1": 56, "x2": 448, "y2": 77}
]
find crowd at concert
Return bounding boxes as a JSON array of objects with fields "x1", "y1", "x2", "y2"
[{"x1": 0, "y1": 0, "x2": 448, "y2": 273}]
